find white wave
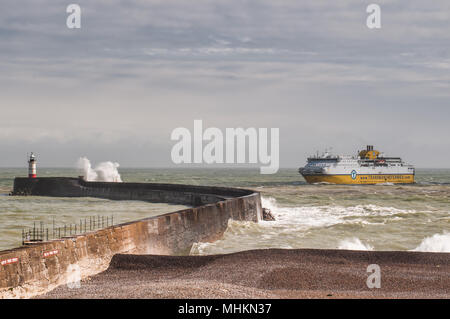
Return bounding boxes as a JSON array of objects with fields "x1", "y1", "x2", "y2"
[
  {"x1": 77, "y1": 157, "x2": 122, "y2": 182},
  {"x1": 190, "y1": 242, "x2": 212, "y2": 255},
  {"x1": 261, "y1": 196, "x2": 416, "y2": 231},
  {"x1": 337, "y1": 237, "x2": 374, "y2": 251},
  {"x1": 411, "y1": 232, "x2": 450, "y2": 253}
]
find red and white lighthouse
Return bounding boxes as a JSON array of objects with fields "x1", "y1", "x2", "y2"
[{"x1": 28, "y1": 153, "x2": 37, "y2": 178}]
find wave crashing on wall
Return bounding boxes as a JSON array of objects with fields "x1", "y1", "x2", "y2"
[{"x1": 77, "y1": 157, "x2": 122, "y2": 182}]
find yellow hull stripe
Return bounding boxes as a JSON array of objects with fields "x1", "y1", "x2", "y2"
[{"x1": 303, "y1": 174, "x2": 414, "y2": 185}]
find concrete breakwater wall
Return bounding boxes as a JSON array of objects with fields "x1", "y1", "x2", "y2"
[{"x1": 0, "y1": 177, "x2": 262, "y2": 298}]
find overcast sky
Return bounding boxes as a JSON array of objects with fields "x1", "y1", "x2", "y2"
[{"x1": 1, "y1": 0, "x2": 449, "y2": 168}]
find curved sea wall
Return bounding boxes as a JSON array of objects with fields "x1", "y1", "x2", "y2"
[{"x1": 0, "y1": 177, "x2": 262, "y2": 298}]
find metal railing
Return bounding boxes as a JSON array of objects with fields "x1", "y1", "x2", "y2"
[{"x1": 22, "y1": 215, "x2": 114, "y2": 245}]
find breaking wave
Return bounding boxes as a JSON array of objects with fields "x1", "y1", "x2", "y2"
[
  {"x1": 411, "y1": 232, "x2": 450, "y2": 253},
  {"x1": 261, "y1": 196, "x2": 417, "y2": 230},
  {"x1": 77, "y1": 157, "x2": 122, "y2": 182},
  {"x1": 191, "y1": 197, "x2": 427, "y2": 255},
  {"x1": 337, "y1": 238, "x2": 374, "y2": 251}
]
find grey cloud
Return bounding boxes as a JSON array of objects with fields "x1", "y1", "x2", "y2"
[{"x1": 0, "y1": 0, "x2": 449, "y2": 168}]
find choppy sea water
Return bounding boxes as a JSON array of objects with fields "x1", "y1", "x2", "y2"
[{"x1": 0, "y1": 168, "x2": 449, "y2": 253}]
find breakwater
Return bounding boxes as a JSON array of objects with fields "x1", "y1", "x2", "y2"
[{"x1": 0, "y1": 177, "x2": 262, "y2": 298}]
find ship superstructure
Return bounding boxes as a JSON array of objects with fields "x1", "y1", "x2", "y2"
[{"x1": 299, "y1": 145, "x2": 415, "y2": 184}]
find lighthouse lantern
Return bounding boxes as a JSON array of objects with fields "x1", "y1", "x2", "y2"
[{"x1": 28, "y1": 153, "x2": 37, "y2": 178}]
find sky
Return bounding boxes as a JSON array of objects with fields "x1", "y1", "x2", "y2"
[{"x1": 0, "y1": 0, "x2": 449, "y2": 168}]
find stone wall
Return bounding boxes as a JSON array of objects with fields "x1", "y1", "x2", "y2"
[{"x1": 0, "y1": 177, "x2": 262, "y2": 298}]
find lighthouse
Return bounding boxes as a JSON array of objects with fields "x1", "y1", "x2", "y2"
[{"x1": 28, "y1": 153, "x2": 37, "y2": 178}]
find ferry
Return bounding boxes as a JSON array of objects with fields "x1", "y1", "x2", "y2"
[{"x1": 299, "y1": 145, "x2": 415, "y2": 184}]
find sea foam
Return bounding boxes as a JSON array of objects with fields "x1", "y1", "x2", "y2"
[
  {"x1": 337, "y1": 238, "x2": 374, "y2": 251},
  {"x1": 77, "y1": 157, "x2": 122, "y2": 182}
]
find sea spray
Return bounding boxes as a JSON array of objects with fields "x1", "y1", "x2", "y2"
[
  {"x1": 411, "y1": 232, "x2": 450, "y2": 253},
  {"x1": 77, "y1": 157, "x2": 122, "y2": 182},
  {"x1": 77, "y1": 157, "x2": 97, "y2": 181},
  {"x1": 191, "y1": 196, "x2": 431, "y2": 255},
  {"x1": 261, "y1": 196, "x2": 416, "y2": 229},
  {"x1": 2, "y1": 167, "x2": 449, "y2": 254}
]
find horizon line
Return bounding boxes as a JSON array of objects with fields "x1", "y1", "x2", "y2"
[{"x1": 1, "y1": 166, "x2": 449, "y2": 170}]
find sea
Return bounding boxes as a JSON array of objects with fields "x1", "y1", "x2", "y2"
[{"x1": 0, "y1": 168, "x2": 449, "y2": 253}]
